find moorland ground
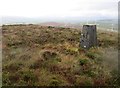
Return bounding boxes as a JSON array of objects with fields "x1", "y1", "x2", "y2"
[{"x1": 2, "y1": 24, "x2": 119, "y2": 86}]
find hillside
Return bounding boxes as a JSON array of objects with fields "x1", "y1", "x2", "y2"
[{"x1": 2, "y1": 24, "x2": 119, "y2": 86}]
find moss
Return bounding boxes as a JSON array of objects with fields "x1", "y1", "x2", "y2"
[
  {"x1": 86, "y1": 52, "x2": 96, "y2": 59},
  {"x1": 79, "y1": 59, "x2": 89, "y2": 66}
]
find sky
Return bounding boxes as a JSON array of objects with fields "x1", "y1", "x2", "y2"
[{"x1": 0, "y1": 0, "x2": 119, "y2": 19}]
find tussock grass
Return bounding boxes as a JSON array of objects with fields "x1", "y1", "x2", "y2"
[{"x1": 2, "y1": 24, "x2": 119, "y2": 86}]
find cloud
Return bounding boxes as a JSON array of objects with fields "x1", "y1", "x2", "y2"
[{"x1": 0, "y1": 0, "x2": 118, "y2": 18}]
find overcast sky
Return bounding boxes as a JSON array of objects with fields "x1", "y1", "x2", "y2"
[{"x1": 0, "y1": 0, "x2": 119, "y2": 19}]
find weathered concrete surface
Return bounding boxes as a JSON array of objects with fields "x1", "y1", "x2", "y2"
[{"x1": 80, "y1": 25, "x2": 97, "y2": 49}]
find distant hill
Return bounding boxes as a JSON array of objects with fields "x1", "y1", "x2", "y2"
[
  {"x1": 79, "y1": 19, "x2": 118, "y2": 30},
  {"x1": 97, "y1": 19, "x2": 118, "y2": 30},
  {"x1": 40, "y1": 22, "x2": 64, "y2": 27},
  {"x1": 1, "y1": 16, "x2": 118, "y2": 30},
  {"x1": 39, "y1": 22, "x2": 82, "y2": 29}
]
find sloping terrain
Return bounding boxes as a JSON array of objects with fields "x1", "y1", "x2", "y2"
[{"x1": 2, "y1": 24, "x2": 119, "y2": 86}]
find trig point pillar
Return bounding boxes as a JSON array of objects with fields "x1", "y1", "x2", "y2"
[{"x1": 80, "y1": 25, "x2": 97, "y2": 49}]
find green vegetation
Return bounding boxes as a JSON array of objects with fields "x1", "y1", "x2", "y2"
[{"x1": 2, "y1": 24, "x2": 119, "y2": 86}]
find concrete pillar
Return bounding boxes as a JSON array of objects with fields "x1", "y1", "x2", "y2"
[{"x1": 80, "y1": 25, "x2": 97, "y2": 49}]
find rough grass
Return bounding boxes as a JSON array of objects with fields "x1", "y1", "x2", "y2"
[{"x1": 2, "y1": 24, "x2": 119, "y2": 86}]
